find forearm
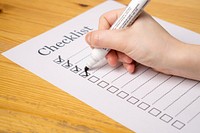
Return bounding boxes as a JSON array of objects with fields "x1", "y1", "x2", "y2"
[{"x1": 165, "y1": 41, "x2": 200, "y2": 80}]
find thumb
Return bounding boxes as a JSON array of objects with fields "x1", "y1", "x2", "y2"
[{"x1": 85, "y1": 29, "x2": 127, "y2": 52}]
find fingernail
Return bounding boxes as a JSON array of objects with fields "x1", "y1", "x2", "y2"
[{"x1": 86, "y1": 33, "x2": 91, "y2": 44}]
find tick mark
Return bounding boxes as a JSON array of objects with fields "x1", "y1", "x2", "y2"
[
  {"x1": 84, "y1": 66, "x2": 89, "y2": 76},
  {"x1": 75, "y1": 65, "x2": 79, "y2": 71},
  {"x1": 67, "y1": 60, "x2": 70, "y2": 66},
  {"x1": 58, "y1": 55, "x2": 62, "y2": 62}
]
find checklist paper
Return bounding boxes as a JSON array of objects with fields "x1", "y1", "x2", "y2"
[{"x1": 2, "y1": 1, "x2": 200, "y2": 133}]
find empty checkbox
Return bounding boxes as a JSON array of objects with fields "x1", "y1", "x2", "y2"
[
  {"x1": 88, "y1": 76, "x2": 99, "y2": 83},
  {"x1": 97, "y1": 81, "x2": 109, "y2": 88},
  {"x1": 172, "y1": 120, "x2": 185, "y2": 130},
  {"x1": 160, "y1": 114, "x2": 173, "y2": 123},
  {"x1": 107, "y1": 86, "x2": 119, "y2": 94},
  {"x1": 148, "y1": 108, "x2": 161, "y2": 117},
  {"x1": 117, "y1": 91, "x2": 129, "y2": 99},
  {"x1": 137, "y1": 102, "x2": 150, "y2": 110},
  {"x1": 127, "y1": 96, "x2": 139, "y2": 105}
]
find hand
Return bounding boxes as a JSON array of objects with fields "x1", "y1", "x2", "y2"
[{"x1": 85, "y1": 8, "x2": 200, "y2": 80}]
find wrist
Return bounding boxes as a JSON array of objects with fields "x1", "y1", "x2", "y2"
[
  {"x1": 160, "y1": 40, "x2": 200, "y2": 80},
  {"x1": 156, "y1": 38, "x2": 186, "y2": 76}
]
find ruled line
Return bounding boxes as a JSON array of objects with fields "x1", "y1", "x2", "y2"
[
  {"x1": 175, "y1": 96, "x2": 200, "y2": 117},
  {"x1": 101, "y1": 64, "x2": 122, "y2": 78},
  {"x1": 111, "y1": 71, "x2": 128, "y2": 83},
  {"x1": 75, "y1": 54, "x2": 90, "y2": 64},
  {"x1": 92, "y1": 63, "x2": 108, "y2": 74},
  {"x1": 164, "y1": 81, "x2": 199, "y2": 111},
  {"x1": 111, "y1": 64, "x2": 140, "y2": 83},
  {"x1": 121, "y1": 67, "x2": 149, "y2": 88},
  {"x1": 68, "y1": 46, "x2": 89, "y2": 59},
  {"x1": 131, "y1": 72, "x2": 159, "y2": 94},
  {"x1": 141, "y1": 76, "x2": 172, "y2": 99},
  {"x1": 187, "y1": 111, "x2": 200, "y2": 123},
  {"x1": 152, "y1": 79, "x2": 186, "y2": 105}
]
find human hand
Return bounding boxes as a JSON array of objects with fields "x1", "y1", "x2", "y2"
[{"x1": 85, "y1": 8, "x2": 200, "y2": 80}]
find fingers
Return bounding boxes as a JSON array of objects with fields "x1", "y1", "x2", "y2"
[
  {"x1": 85, "y1": 8, "x2": 135, "y2": 73},
  {"x1": 106, "y1": 50, "x2": 118, "y2": 67},
  {"x1": 85, "y1": 8, "x2": 128, "y2": 54},
  {"x1": 106, "y1": 50, "x2": 135, "y2": 73},
  {"x1": 117, "y1": 52, "x2": 133, "y2": 64},
  {"x1": 123, "y1": 63, "x2": 135, "y2": 73},
  {"x1": 85, "y1": 29, "x2": 128, "y2": 52},
  {"x1": 119, "y1": 52, "x2": 135, "y2": 73},
  {"x1": 98, "y1": 8, "x2": 125, "y2": 30}
]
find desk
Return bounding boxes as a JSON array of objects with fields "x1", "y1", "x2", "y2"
[{"x1": 0, "y1": 0, "x2": 200, "y2": 132}]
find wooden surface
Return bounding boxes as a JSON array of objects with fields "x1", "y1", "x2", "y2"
[{"x1": 0, "y1": 0, "x2": 200, "y2": 132}]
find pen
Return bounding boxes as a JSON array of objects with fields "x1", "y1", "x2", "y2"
[{"x1": 85, "y1": 0, "x2": 150, "y2": 70}]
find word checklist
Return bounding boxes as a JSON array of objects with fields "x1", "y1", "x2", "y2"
[{"x1": 2, "y1": 1, "x2": 200, "y2": 133}]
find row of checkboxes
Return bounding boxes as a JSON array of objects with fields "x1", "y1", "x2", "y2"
[
  {"x1": 53, "y1": 56, "x2": 185, "y2": 130},
  {"x1": 53, "y1": 56, "x2": 90, "y2": 78},
  {"x1": 88, "y1": 76, "x2": 185, "y2": 130}
]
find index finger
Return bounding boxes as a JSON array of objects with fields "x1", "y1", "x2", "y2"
[{"x1": 98, "y1": 8, "x2": 125, "y2": 30}]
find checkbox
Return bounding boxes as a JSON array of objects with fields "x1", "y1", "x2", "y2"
[
  {"x1": 97, "y1": 81, "x2": 109, "y2": 88},
  {"x1": 79, "y1": 71, "x2": 90, "y2": 78},
  {"x1": 62, "y1": 62, "x2": 73, "y2": 69},
  {"x1": 160, "y1": 114, "x2": 173, "y2": 123},
  {"x1": 127, "y1": 96, "x2": 139, "y2": 105},
  {"x1": 148, "y1": 108, "x2": 161, "y2": 117},
  {"x1": 172, "y1": 120, "x2": 185, "y2": 130},
  {"x1": 70, "y1": 66, "x2": 81, "y2": 73},
  {"x1": 117, "y1": 91, "x2": 129, "y2": 99},
  {"x1": 88, "y1": 76, "x2": 99, "y2": 83},
  {"x1": 53, "y1": 55, "x2": 65, "y2": 64},
  {"x1": 107, "y1": 86, "x2": 119, "y2": 94},
  {"x1": 137, "y1": 102, "x2": 150, "y2": 110}
]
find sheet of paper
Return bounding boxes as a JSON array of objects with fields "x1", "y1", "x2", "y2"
[{"x1": 2, "y1": 1, "x2": 200, "y2": 133}]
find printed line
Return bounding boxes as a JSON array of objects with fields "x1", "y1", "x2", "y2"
[
  {"x1": 175, "y1": 96, "x2": 200, "y2": 117},
  {"x1": 68, "y1": 46, "x2": 89, "y2": 59},
  {"x1": 111, "y1": 71, "x2": 128, "y2": 83},
  {"x1": 131, "y1": 72, "x2": 159, "y2": 94},
  {"x1": 121, "y1": 67, "x2": 149, "y2": 88},
  {"x1": 152, "y1": 79, "x2": 186, "y2": 105},
  {"x1": 141, "y1": 76, "x2": 172, "y2": 99},
  {"x1": 187, "y1": 111, "x2": 200, "y2": 123},
  {"x1": 92, "y1": 63, "x2": 108, "y2": 74},
  {"x1": 101, "y1": 64, "x2": 122, "y2": 78},
  {"x1": 75, "y1": 54, "x2": 90, "y2": 64},
  {"x1": 111, "y1": 64, "x2": 140, "y2": 83},
  {"x1": 164, "y1": 81, "x2": 199, "y2": 111}
]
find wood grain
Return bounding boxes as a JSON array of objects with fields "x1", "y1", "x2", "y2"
[{"x1": 0, "y1": 0, "x2": 200, "y2": 132}]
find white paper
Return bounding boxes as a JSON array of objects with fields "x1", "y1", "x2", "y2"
[{"x1": 2, "y1": 1, "x2": 200, "y2": 133}]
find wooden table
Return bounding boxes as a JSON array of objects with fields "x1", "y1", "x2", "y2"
[{"x1": 0, "y1": 0, "x2": 200, "y2": 132}]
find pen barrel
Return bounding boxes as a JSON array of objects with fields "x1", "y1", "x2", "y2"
[{"x1": 111, "y1": 0, "x2": 149, "y2": 30}]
